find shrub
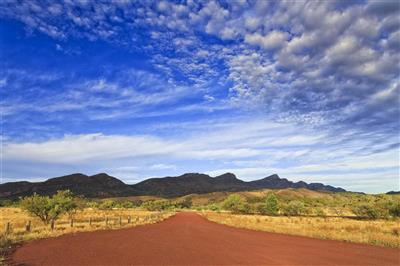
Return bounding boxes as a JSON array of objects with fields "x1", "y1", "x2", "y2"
[
  {"x1": 208, "y1": 203, "x2": 221, "y2": 211},
  {"x1": 98, "y1": 199, "x2": 116, "y2": 210},
  {"x1": 331, "y1": 207, "x2": 344, "y2": 217},
  {"x1": 387, "y1": 201, "x2": 400, "y2": 218},
  {"x1": 352, "y1": 204, "x2": 379, "y2": 219},
  {"x1": 222, "y1": 194, "x2": 249, "y2": 214},
  {"x1": 20, "y1": 190, "x2": 77, "y2": 225},
  {"x1": 315, "y1": 208, "x2": 326, "y2": 217},
  {"x1": 281, "y1": 201, "x2": 306, "y2": 216},
  {"x1": 0, "y1": 199, "x2": 14, "y2": 207},
  {"x1": 258, "y1": 194, "x2": 279, "y2": 216},
  {"x1": 141, "y1": 200, "x2": 171, "y2": 211},
  {"x1": 121, "y1": 200, "x2": 135, "y2": 208},
  {"x1": 175, "y1": 197, "x2": 192, "y2": 209},
  {"x1": 86, "y1": 201, "x2": 99, "y2": 208}
]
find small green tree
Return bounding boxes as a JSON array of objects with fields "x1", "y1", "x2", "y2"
[
  {"x1": 222, "y1": 194, "x2": 249, "y2": 214},
  {"x1": 258, "y1": 194, "x2": 279, "y2": 215},
  {"x1": 20, "y1": 190, "x2": 77, "y2": 225}
]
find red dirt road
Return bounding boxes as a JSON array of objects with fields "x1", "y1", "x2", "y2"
[{"x1": 12, "y1": 212, "x2": 399, "y2": 265}]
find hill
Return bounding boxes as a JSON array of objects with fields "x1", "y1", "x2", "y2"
[
  {"x1": 0, "y1": 172, "x2": 345, "y2": 199},
  {"x1": 0, "y1": 173, "x2": 135, "y2": 199}
]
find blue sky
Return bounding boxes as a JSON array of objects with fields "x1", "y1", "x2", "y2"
[{"x1": 0, "y1": 0, "x2": 399, "y2": 193}]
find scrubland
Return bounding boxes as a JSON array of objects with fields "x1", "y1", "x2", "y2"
[
  {"x1": 202, "y1": 211, "x2": 400, "y2": 248},
  {"x1": 1, "y1": 188, "x2": 399, "y2": 263}
]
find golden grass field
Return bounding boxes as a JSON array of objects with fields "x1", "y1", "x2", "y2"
[
  {"x1": 202, "y1": 211, "x2": 400, "y2": 248},
  {"x1": 0, "y1": 207, "x2": 174, "y2": 264}
]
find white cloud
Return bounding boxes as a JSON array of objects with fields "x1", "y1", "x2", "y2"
[
  {"x1": 245, "y1": 30, "x2": 289, "y2": 50},
  {"x1": 3, "y1": 134, "x2": 181, "y2": 163},
  {"x1": 150, "y1": 164, "x2": 177, "y2": 170},
  {"x1": 1, "y1": 1, "x2": 399, "y2": 193}
]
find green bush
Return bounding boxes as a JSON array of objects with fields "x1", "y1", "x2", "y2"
[
  {"x1": 387, "y1": 200, "x2": 400, "y2": 218},
  {"x1": 222, "y1": 194, "x2": 249, "y2": 214},
  {"x1": 281, "y1": 201, "x2": 306, "y2": 216},
  {"x1": 20, "y1": 190, "x2": 77, "y2": 225},
  {"x1": 175, "y1": 197, "x2": 192, "y2": 209},
  {"x1": 208, "y1": 203, "x2": 221, "y2": 211},
  {"x1": 121, "y1": 200, "x2": 135, "y2": 208},
  {"x1": 141, "y1": 200, "x2": 171, "y2": 211},
  {"x1": 0, "y1": 199, "x2": 14, "y2": 207},
  {"x1": 258, "y1": 194, "x2": 279, "y2": 216},
  {"x1": 315, "y1": 208, "x2": 326, "y2": 217},
  {"x1": 86, "y1": 201, "x2": 99, "y2": 208},
  {"x1": 98, "y1": 199, "x2": 116, "y2": 210},
  {"x1": 352, "y1": 204, "x2": 379, "y2": 219}
]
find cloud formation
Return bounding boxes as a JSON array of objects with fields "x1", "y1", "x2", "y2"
[{"x1": 1, "y1": 0, "x2": 399, "y2": 192}]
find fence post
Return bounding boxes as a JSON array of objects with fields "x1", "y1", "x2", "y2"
[
  {"x1": 128, "y1": 216, "x2": 131, "y2": 224},
  {"x1": 89, "y1": 217, "x2": 92, "y2": 226},
  {"x1": 70, "y1": 219, "x2": 74, "y2": 227},
  {"x1": 50, "y1": 219, "x2": 55, "y2": 230},
  {"x1": 5, "y1": 222, "x2": 10, "y2": 234},
  {"x1": 26, "y1": 220, "x2": 31, "y2": 232},
  {"x1": 105, "y1": 217, "x2": 108, "y2": 226},
  {"x1": 119, "y1": 217, "x2": 122, "y2": 226}
]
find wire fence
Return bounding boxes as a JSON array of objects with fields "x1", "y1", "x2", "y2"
[{"x1": 2, "y1": 212, "x2": 166, "y2": 236}]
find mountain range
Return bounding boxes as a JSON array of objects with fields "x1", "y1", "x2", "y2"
[{"x1": 0, "y1": 172, "x2": 346, "y2": 199}]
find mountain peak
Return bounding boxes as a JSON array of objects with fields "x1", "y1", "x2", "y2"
[
  {"x1": 214, "y1": 172, "x2": 238, "y2": 181},
  {"x1": 264, "y1": 174, "x2": 280, "y2": 180}
]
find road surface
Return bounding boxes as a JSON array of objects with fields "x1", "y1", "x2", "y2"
[{"x1": 12, "y1": 212, "x2": 399, "y2": 265}]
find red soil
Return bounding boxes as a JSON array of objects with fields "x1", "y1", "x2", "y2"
[{"x1": 12, "y1": 212, "x2": 399, "y2": 265}]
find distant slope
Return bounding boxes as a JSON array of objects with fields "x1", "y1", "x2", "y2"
[
  {"x1": 0, "y1": 172, "x2": 345, "y2": 199},
  {"x1": 130, "y1": 173, "x2": 248, "y2": 197},
  {"x1": 248, "y1": 174, "x2": 345, "y2": 193},
  {"x1": 0, "y1": 173, "x2": 135, "y2": 199}
]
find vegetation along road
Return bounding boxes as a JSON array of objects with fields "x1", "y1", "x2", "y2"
[{"x1": 12, "y1": 212, "x2": 399, "y2": 265}]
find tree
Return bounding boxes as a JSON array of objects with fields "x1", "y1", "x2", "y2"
[
  {"x1": 66, "y1": 196, "x2": 85, "y2": 219},
  {"x1": 20, "y1": 190, "x2": 77, "y2": 225},
  {"x1": 222, "y1": 194, "x2": 249, "y2": 214},
  {"x1": 258, "y1": 194, "x2": 279, "y2": 215}
]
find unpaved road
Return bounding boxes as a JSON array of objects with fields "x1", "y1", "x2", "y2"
[{"x1": 12, "y1": 212, "x2": 399, "y2": 265}]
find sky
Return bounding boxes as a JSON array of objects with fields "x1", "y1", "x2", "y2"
[{"x1": 0, "y1": 0, "x2": 399, "y2": 193}]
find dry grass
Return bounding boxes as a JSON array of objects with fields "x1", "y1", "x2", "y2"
[
  {"x1": 202, "y1": 212, "x2": 400, "y2": 248},
  {"x1": 0, "y1": 207, "x2": 174, "y2": 264}
]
